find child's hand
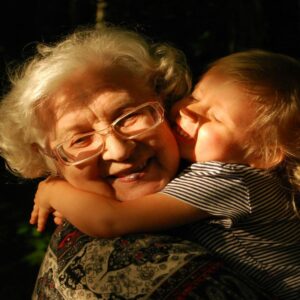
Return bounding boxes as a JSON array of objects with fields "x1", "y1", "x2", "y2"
[
  {"x1": 30, "y1": 201, "x2": 53, "y2": 232},
  {"x1": 29, "y1": 177, "x2": 59, "y2": 232},
  {"x1": 29, "y1": 176, "x2": 117, "y2": 235},
  {"x1": 53, "y1": 210, "x2": 64, "y2": 226},
  {"x1": 30, "y1": 198, "x2": 53, "y2": 232}
]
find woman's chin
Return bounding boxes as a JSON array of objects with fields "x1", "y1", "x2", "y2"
[
  {"x1": 110, "y1": 158, "x2": 173, "y2": 201},
  {"x1": 114, "y1": 180, "x2": 166, "y2": 201}
]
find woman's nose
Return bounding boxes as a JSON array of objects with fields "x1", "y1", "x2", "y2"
[{"x1": 101, "y1": 134, "x2": 136, "y2": 161}]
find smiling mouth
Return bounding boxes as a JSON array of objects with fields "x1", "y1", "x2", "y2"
[
  {"x1": 108, "y1": 159, "x2": 150, "y2": 182},
  {"x1": 173, "y1": 124, "x2": 194, "y2": 141}
]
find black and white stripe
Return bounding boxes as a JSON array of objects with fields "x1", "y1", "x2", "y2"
[{"x1": 162, "y1": 161, "x2": 300, "y2": 300}]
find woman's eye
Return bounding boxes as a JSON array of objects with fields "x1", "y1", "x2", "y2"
[
  {"x1": 70, "y1": 135, "x2": 93, "y2": 148},
  {"x1": 121, "y1": 114, "x2": 140, "y2": 127}
]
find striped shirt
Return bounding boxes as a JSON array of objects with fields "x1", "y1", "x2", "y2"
[{"x1": 162, "y1": 161, "x2": 300, "y2": 300}]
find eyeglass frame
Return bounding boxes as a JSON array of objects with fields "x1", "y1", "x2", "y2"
[{"x1": 40, "y1": 101, "x2": 165, "y2": 166}]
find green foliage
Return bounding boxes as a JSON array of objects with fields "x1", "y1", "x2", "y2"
[{"x1": 17, "y1": 222, "x2": 52, "y2": 266}]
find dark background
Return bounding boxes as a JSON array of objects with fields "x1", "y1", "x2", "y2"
[{"x1": 0, "y1": 0, "x2": 299, "y2": 299}]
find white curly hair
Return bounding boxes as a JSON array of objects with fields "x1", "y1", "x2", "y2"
[{"x1": 0, "y1": 25, "x2": 191, "y2": 178}]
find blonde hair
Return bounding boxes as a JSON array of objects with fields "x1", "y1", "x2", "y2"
[
  {"x1": 208, "y1": 50, "x2": 300, "y2": 213},
  {"x1": 0, "y1": 25, "x2": 191, "y2": 178}
]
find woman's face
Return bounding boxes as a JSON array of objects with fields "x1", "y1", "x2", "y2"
[{"x1": 47, "y1": 69, "x2": 179, "y2": 201}]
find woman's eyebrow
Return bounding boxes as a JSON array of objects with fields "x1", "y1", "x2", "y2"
[
  {"x1": 56, "y1": 121, "x2": 95, "y2": 143},
  {"x1": 89, "y1": 100, "x2": 138, "y2": 121},
  {"x1": 64, "y1": 123, "x2": 92, "y2": 133}
]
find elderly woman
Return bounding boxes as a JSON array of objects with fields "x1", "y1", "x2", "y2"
[{"x1": 0, "y1": 25, "x2": 272, "y2": 299}]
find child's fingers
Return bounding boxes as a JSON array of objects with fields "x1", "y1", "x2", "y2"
[
  {"x1": 53, "y1": 216, "x2": 63, "y2": 225},
  {"x1": 53, "y1": 211, "x2": 63, "y2": 218},
  {"x1": 37, "y1": 208, "x2": 50, "y2": 232},
  {"x1": 37, "y1": 219, "x2": 46, "y2": 232},
  {"x1": 52, "y1": 210, "x2": 64, "y2": 225},
  {"x1": 29, "y1": 204, "x2": 39, "y2": 225}
]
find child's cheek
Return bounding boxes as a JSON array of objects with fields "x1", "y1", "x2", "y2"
[{"x1": 194, "y1": 127, "x2": 229, "y2": 162}]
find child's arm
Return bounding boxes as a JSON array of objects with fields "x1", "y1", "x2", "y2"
[
  {"x1": 30, "y1": 178, "x2": 209, "y2": 237},
  {"x1": 30, "y1": 177, "x2": 115, "y2": 232}
]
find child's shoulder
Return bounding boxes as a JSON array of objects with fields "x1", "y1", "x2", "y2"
[
  {"x1": 186, "y1": 161, "x2": 270, "y2": 179},
  {"x1": 189, "y1": 161, "x2": 252, "y2": 172}
]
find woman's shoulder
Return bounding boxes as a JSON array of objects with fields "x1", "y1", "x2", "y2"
[{"x1": 33, "y1": 222, "x2": 275, "y2": 300}]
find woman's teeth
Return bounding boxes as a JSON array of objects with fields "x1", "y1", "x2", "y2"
[
  {"x1": 122, "y1": 173, "x2": 142, "y2": 180},
  {"x1": 119, "y1": 161, "x2": 148, "y2": 179}
]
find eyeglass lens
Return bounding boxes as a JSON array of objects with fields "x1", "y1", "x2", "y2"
[{"x1": 57, "y1": 103, "x2": 163, "y2": 164}]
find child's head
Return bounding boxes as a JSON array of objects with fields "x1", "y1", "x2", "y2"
[{"x1": 171, "y1": 49, "x2": 300, "y2": 187}]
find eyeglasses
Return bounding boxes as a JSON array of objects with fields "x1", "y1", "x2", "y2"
[{"x1": 49, "y1": 101, "x2": 164, "y2": 166}]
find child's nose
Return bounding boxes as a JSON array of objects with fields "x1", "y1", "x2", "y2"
[
  {"x1": 179, "y1": 106, "x2": 200, "y2": 123},
  {"x1": 187, "y1": 100, "x2": 208, "y2": 117},
  {"x1": 171, "y1": 97, "x2": 196, "y2": 120}
]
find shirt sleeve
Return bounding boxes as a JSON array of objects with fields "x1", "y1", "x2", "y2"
[{"x1": 161, "y1": 162, "x2": 252, "y2": 225}]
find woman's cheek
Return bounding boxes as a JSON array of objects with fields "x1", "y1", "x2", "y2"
[
  {"x1": 158, "y1": 123, "x2": 180, "y2": 170},
  {"x1": 59, "y1": 164, "x2": 97, "y2": 187}
]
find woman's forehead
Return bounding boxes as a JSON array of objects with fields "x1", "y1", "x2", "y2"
[
  {"x1": 39, "y1": 67, "x2": 156, "y2": 141},
  {"x1": 55, "y1": 91, "x2": 135, "y2": 128},
  {"x1": 53, "y1": 81, "x2": 154, "y2": 118},
  {"x1": 58, "y1": 67, "x2": 154, "y2": 105}
]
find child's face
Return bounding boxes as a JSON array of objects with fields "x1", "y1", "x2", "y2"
[{"x1": 171, "y1": 70, "x2": 257, "y2": 165}]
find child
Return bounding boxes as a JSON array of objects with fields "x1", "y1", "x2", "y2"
[{"x1": 30, "y1": 50, "x2": 300, "y2": 299}]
